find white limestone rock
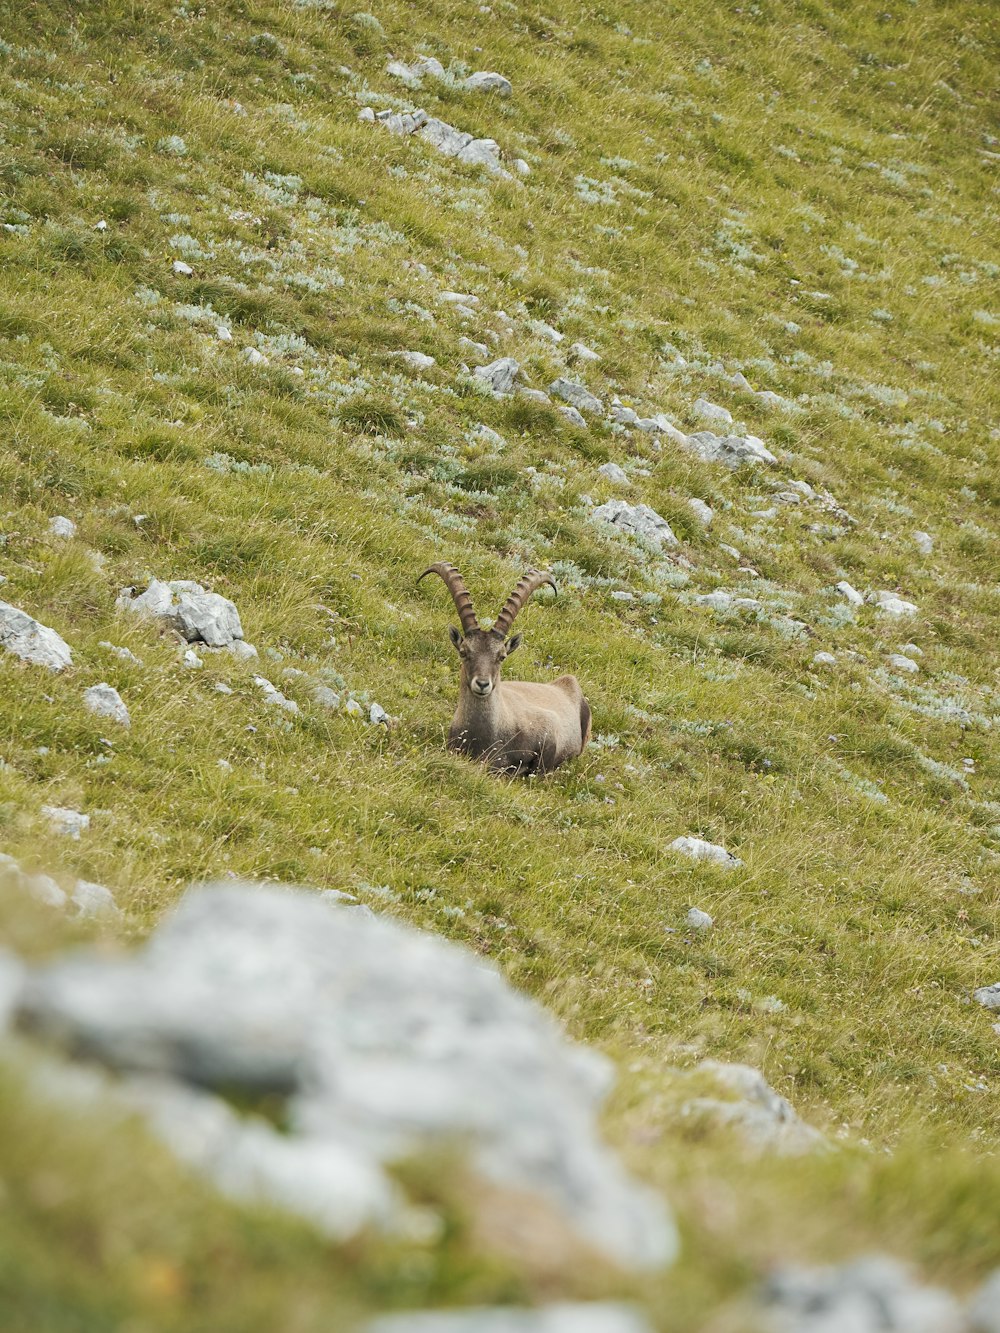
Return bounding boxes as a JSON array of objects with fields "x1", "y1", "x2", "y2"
[
  {"x1": 549, "y1": 377, "x2": 602, "y2": 415},
  {"x1": 393, "y1": 350, "x2": 436, "y2": 371},
  {"x1": 474, "y1": 357, "x2": 520, "y2": 394},
  {"x1": 0, "y1": 602, "x2": 73, "y2": 671},
  {"x1": 253, "y1": 676, "x2": 299, "y2": 715},
  {"x1": 369, "y1": 1305, "x2": 654, "y2": 1333},
  {"x1": 968, "y1": 1270, "x2": 1000, "y2": 1333},
  {"x1": 569, "y1": 342, "x2": 600, "y2": 363},
  {"x1": 71, "y1": 879, "x2": 121, "y2": 920},
  {"x1": 48, "y1": 515, "x2": 77, "y2": 539},
  {"x1": 669, "y1": 836, "x2": 741, "y2": 868},
  {"x1": 17, "y1": 882, "x2": 676, "y2": 1270},
  {"x1": 464, "y1": 70, "x2": 513, "y2": 97},
  {"x1": 687, "y1": 498, "x2": 713, "y2": 526},
  {"x1": 683, "y1": 431, "x2": 777, "y2": 469},
  {"x1": 598, "y1": 462, "x2": 629, "y2": 486},
  {"x1": 558, "y1": 406, "x2": 587, "y2": 428},
  {"x1": 118, "y1": 579, "x2": 245, "y2": 647},
  {"x1": 593, "y1": 500, "x2": 678, "y2": 550},
  {"x1": 386, "y1": 55, "x2": 446, "y2": 87},
  {"x1": 887, "y1": 654, "x2": 920, "y2": 674},
  {"x1": 692, "y1": 398, "x2": 733, "y2": 426},
  {"x1": 83, "y1": 683, "x2": 130, "y2": 728},
  {"x1": 686, "y1": 907, "x2": 713, "y2": 930},
  {"x1": 913, "y1": 530, "x2": 934, "y2": 556},
  {"x1": 41, "y1": 806, "x2": 90, "y2": 839},
  {"x1": 761, "y1": 1255, "x2": 963, "y2": 1333},
  {"x1": 973, "y1": 983, "x2": 1000, "y2": 1011},
  {"x1": 172, "y1": 259, "x2": 193, "y2": 276},
  {"x1": 812, "y1": 651, "x2": 837, "y2": 667},
  {"x1": 610, "y1": 405, "x2": 641, "y2": 427},
  {"x1": 835, "y1": 580, "x2": 864, "y2": 606},
  {"x1": 869, "y1": 589, "x2": 919, "y2": 617},
  {"x1": 681, "y1": 1062, "x2": 825, "y2": 1156}
]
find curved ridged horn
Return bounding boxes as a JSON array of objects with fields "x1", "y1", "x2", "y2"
[
  {"x1": 492, "y1": 569, "x2": 557, "y2": 639},
  {"x1": 417, "y1": 561, "x2": 479, "y2": 634}
]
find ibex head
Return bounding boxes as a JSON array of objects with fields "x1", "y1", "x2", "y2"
[{"x1": 417, "y1": 562, "x2": 557, "y2": 699}]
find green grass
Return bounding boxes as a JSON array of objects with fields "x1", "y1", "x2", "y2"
[{"x1": 0, "y1": 0, "x2": 998, "y2": 1327}]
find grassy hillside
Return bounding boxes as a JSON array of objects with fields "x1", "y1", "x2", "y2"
[{"x1": 0, "y1": 0, "x2": 998, "y2": 1327}]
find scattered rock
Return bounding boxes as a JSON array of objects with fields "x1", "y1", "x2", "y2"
[
  {"x1": 344, "y1": 698, "x2": 365, "y2": 718},
  {"x1": 99, "y1": 642, "x2": 142, "y2": 664},
  {"x1": 693, "y1": 591, "x2": 760, "y2": 613},
  {"x1": 692, "y1": 398, "x2": 733, "y2": 426},
  {"x1": 681, "y1": 1062, "x2": 826, "y2": 1156},
  {"x1": 227, "y1": 640, "x2": 259, "y2": 661},
  {"x1": 183, "y1": 649, "x2": 203, "y2": 669},
  {"x1": 557, "y1": 405, "x2": 587, "y2": 428},
  {"x1": 117, "y1": 580, "x2": 245, "y2": 647},
  {"x1": 869, "y1": 589, "x2": 919, "y2": 617},
  {"x1": 26, "y1": 873, "x2": 68, "y2": 909},
  {"x1": 369, "y1": 1305, "x2": 654, "y2": 1333},
  {"x1": 968, "y1": 1270, "x2": 1000, "y2": 1333},
  {"x1": 464, "y1": 70, "x2": 513, "y2": 96},
  {"x1": 358, "y1": 106, "x2": 376, "y2": 123},
  {"x1": 71, "y1": 880, "x2": 120, "y2": 920},
  {"x1": 369, "y1": 703, "x2": 389, "y2": 725},
  {"x1": 549, "y1": 378, "x2": 602, "y2": 415},
  {"x1": 48, "y1": 515, "x2": 77, "y2": 539},
  {"x1": 83, "y1": 683, "x2": 130, "y2": 728},
  {"x1": 913, "y1": 530, "x2": 934, "y2": 556},
  {"x1": 610, "y1": 404, "x2": 640, "y2": 428},
  {"x1": 386, "y1": 55, "x2": 446, "y2": 86},
  {"x1": 41, "y1": 806, "x2": 90, "y2": 839},
  {"x1": 254, "y1": 676, "x2": 299, "y2": 714},
  {"x1": 519, "y1": 388, "x2": 551, "y2": 405},
  {"x1": 0, "y1": 601, "x2": 73, "y2": 671},
  {"x1": 243, "y1": 346, "x2": 268, "y2": 367},
  {"x1": 835, "y1": 580, "x2": 864, "y2": 606},
  {"x1": 669, "y1": 836, "x2": 741, "y2": 868},
  {"x1": 686, "y1": 907, "x2": 713, "y2": 930},
  {"x1": 887, "y1": 654, "x2": 920, "y2": 674},
  {"x1": 374, "y1": 107, "x2": 509, "y2": 175},
  {"x1": 172, "y1": 259, "x2": 193, "y2": 276},
  {"x1": 393, "y1": 350, "x2": 436, "y2": 371},
  {"x1": 312, "y1": 684, "x2": 341, "y2": 710},
  {"x1": 682, "y1": 431, "x2": 776, "y2": 469},
  {"x1": 474, "y1": 357, "x2": 520, "y2": 394},
  {"x1": 973, "y1": 983, "x2": 1000, "y2": 1011},
  {"x1": 460, "y1": 337, "x2": 490, "y2": 362},
  {"x1": 760, "y1": 1255, "x2": 963, "y2": 1332},
  {"x1": 687, "y1": 498, "x2": 713, "y2": 526},
  {"x1": 569, "y1": 342, "x2": 600, "y2": 363},
  {"x1": 812, "y1": 651, "x2": 837, "y2": 667},
  {"x1": 16, "y1": 881, "x2": 676, "y2": 1269},
  {"x1": 598, "y1": 462, "x2": 629, "y2": 486},
  {"x1": 593, "y1": 500, "x2": 678, "y2": 550}
]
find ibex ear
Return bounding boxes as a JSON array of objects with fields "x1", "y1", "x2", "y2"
[
  {"x1": 448, "y1": 626, "x2": 463, "y2": 650},
  {"x1": 505, "y1": 633, "x2": 523, "y2": 657}
]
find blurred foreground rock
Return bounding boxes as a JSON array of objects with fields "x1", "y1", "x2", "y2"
[
  {"x1": 13, "y1": 881, "x2": 675, "y2": 1269},
  {"x1": 369, "y1": 1303, "x2": 653, "y2": 1332}
]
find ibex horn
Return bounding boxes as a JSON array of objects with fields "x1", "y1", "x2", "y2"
[
  {"x1": 417, "y1": 562, "x2": 479, "y2": 635},
  {"x1": 491, "y1": 569, "x2": 557, "y2": 638}
]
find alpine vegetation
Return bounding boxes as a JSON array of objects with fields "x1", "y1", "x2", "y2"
[{"x1": 418, "y1": 563, "x2": 591, "y2": 774}]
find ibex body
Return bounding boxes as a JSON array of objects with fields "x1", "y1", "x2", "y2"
[{"x1": 419, "y1": 563, "x2": 591, "y2": 776}]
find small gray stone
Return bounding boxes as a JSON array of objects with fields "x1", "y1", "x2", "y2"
[
  {"x1": 99, "y1": 642, "x2": 142, "y2": 664},
  {"x1": 887, "y1": 654, "x2": 920, "y2": 674},
  {"x1": 368, "y1": 1304, "x2": 654, "y2": 1333},
  {"x1": 474, "y1": 357, "x2": 521, "y2": 394},
  {"x1": 598, "y1": 462, "x2": 629, "y2": 486},
  {"x1": 610, "y1": 405, "x2": 641, "y2": 427},
  {"x1": 686, "y1": 907, "x2": 713, "y2": 930},
  {"x1": 369, "y1": 703, "x2": 389, "y2": 725},
  {"x1": 0, "y1": 601, "x2": 73, "y2": 671},
  {"x1": 692, "y1": 398, "x2": 733, "y2": 425},
  {"x1": 83, "y1": 683, "x2": 130, "y2": 728},
  {"x1": 836, "y1": 580, "x2": 864, "y2": 606},
  {"x1": 557, "y1": 406, "x2": 587, "y2": 428},
  {"x1": 26, "y1": 873, "x2": 68, "y2": 909},
  {"x1": 683, "y1": 431, "x2": 776, "y2": 468},
  {"x1": 569, "y1": 342, "x2": 600, "y2": 363},
  {"x1": 812, "y1": 651, "x2": 837, "y2": 667},
  {"x1": 669, "y1": 836, "x2": 740, "y2": 868},
  {"x1": 393, "y1": 350, "x2": 436, "y2": 371},
  {"x1": 681, "y1": 1062, "x2": 825, "y2": 1156},
  {"x1": 227, "y1": 640, "x2": 259, "y2": 661},
  {"x1": 71, "y1": 880, "x2": 121, "y2": 920},
  {"x1": 519, "y1": 388, "x2": 551, "y2": 404},
  {"x1": 358, "y1": 106, "x2": 376, "y2": 122},
  {"x1": 253, "y1": 676, "x2": 299, "y2": 714},
  {"x1": 48, "y1": 515, "x2": 77, "y2": 539},
  {"x1": 549, "y1": 377, "x2": 602, "y2": 415},
  {"x1": 869, "y1": 589, "x2": 919, "y2": 617},
  {"x1": 41, "y1": 806, "x2": 90, "y2": 839},
  {"x1": 459, "y1": 337, "x2": 490, "y2": 362},
  {"x1": 592, "y1": 500, "x2": 678, "y2": 550},
  {"x1": 913, "y1": 530, "x2": 934, "y2": 555},
  {"x1": 968, "y1": 1269, "x2": 1000, "y2": 1333},
  {"x1": 464, "y1": 70, "x2": 513, "y2": 97},
  {"x1": 687, "y1": 498, "x2": 713, "y2": 525},
  {"x1": 761, "y1": 1255, "x2": 962, "y2": 1332},
  {"x1": 973, "y1": 983, "x2": 1000, "y2": 1011},
  {"x1": 174, "y1": 591, "x2": 244, "y2": 647}
]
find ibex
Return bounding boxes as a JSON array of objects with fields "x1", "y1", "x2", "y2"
[{"x1": 418, "y1": 562, "x2": 591, "y2": 775}]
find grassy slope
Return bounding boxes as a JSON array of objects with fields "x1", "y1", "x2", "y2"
[{"x1": 0, "y1": 0, "x2": 998, "y2": 1326}]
